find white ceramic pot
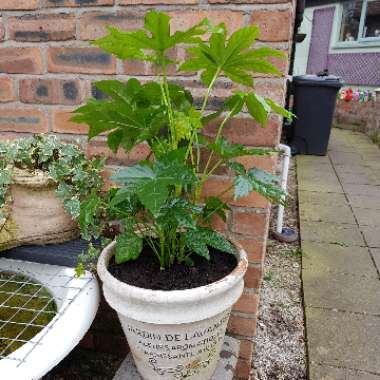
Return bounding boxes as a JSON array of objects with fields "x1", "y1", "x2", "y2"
[{"x1": 97, "y1": 240, "x2": 248, "y2": 380}]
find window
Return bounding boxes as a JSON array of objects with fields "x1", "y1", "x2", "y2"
[{"x1": 338, "y1": 0, "x2": 380, "y2": 43}]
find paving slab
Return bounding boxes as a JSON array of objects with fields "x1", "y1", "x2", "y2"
[
  {"x1": 343, "y1": 184, "x2": 380, "y2": 197},
  {"x1": 299, "y1": 203, "x2": 356, "y2": 225},
  {"x1": 303, "y1": 269, "x2": 380, "y2": 314},
  {"x1": 300, "y1": 221, "x2": 365, "y2": 246},
  {"x1": 309, "y1": 363, "x2": 380, "y2": 380},
  {"x1": 337, "y1": 172, "x2": 380, "y2": 186},
  {"x1": 328, "y1": 151, "x2": 364, "y2": 165},
  {"x1": 298, "y1": 191, "x2": 347, "y2": 207},
  {"x1": 113, "y1": 336, "x2": 240, "y2": 380},
  {"x1": 353, "y1": 208, "x2": 380, "y2": 227},
  {"x1": 347, "y1": 194, "x2": 380, "y2": 210},
  {"x1": 305, "y1": 307, "x2": 380, "y2": 374},
  {"x1": 361, "y1": 226, "x2": 380, "y2": 248},
  {"x1": 369, "y1": 248, "x2": 380, "y2": 273},
  {"x1": 302, "y1": 242, "x2": 377, "y2": 278}
]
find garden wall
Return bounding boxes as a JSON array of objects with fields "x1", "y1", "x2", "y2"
[
  {"x1": 0, "y1": 1, "x2": 295, "y2": 378},
  {"x1": 334, "y1": 97, "x2": 380, "y2": 138}
]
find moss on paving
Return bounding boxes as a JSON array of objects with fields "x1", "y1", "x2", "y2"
[{"x1": 0, "y1": 271, "x2": 57, "y2": 357}]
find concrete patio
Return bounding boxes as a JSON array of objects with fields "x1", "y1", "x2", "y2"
[{"x1": 298, "y1": 128, "x2": 380, "y2": 379}]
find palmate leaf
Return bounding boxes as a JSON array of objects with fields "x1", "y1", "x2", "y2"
[
  {"x1": 231, "y1": 164, "x2": 286, "y2": 205},
  {"x1": 111, "y1": 149, "x2": 196, "y2": 215},
  {"x1": 92, "y1": 11, "x2": 208, "y2": 63},
  {"x1": 179, "y1": 24, "x2": 284, "y2": 87},
  {"x1": 183, "y1": 227, "x2": 236, "y2": 260},
  {"x1": 209, "y1": 137, "x2": 271, "y2": 159},
  {"x1": 71, "y1": 79, "x2": 167, "y2": 153}
]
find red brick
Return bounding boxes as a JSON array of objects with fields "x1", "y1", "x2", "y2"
[
  {"x1": 233, "y1": 291, "x2": 259, "y2": 314},
  {"x1": 0, "y1": 48, "x2": 43, "y2": 74},
  {"x1": 235, "y1": 358, "x2": 251, "y2": 379},
  {"x1": 0, "y1": 18, "x2": 4, "y2": 41},
  {"x1": 0, "y1": 0, "x2": 38, "y2": 10},
  {"x1": 20, "y1": 79, "x2": 84, "y2": 105},
  {"x1": 244, "y1": 264, "x2": 263, "y2": 289},
  {"x1": 239, "y1": 339, "x2": 254, "y2": 361},
  {"x1": 170, "y1": 10, "x2": 244, "y2": 34},
  {"x1": 255, "y1": 78, "x2": 287, "y2": 104},
  {"x1": 47, "y1": 47, "x2": 116, "y2": 74},
  {"x1": 202, "y1": 176, "x2": 269, "y2": 209},
  {"x1": 42, "y1": 0, "x2": 114, "y2": 7},
  {"x1": 0, "y1": 78, "x2": 16, "y2": 103},
  {"x1": 232, "y1": 237, "x2": 265, "y2": 264},
  {"x1": 235, "y1": 154, "x2": 277, "y2": 173},
  {"x1": 204, "y1": 116, "x2": 282, "y2": 147},
  {"x1": 121, "y1": 0, "x2": 196, "y2": 3},
  {"x1": 79, "y1": 11, "x2": 144, "y2": 40},
  {"x1": 251, "y1": 10, "x2": 292, "y2": 42},
  {"x1": 8, "y1": 14, "x2": 76, "y2": 42},
  {"x1": 0, "y1": 108, "x2": 48, "y2": 133},
  {"x1": 52, "y1": 109, "x2": 89, "y2": 134},
  {"x1": 87, "y1": 140, "x2": 151, "y2": 166},
  {"x1": 231, "y1": 209, "x2": 269, "y2": 237},
  {"x1": 227, "y1": 314, "x2": 256, "y2": 336},
  {"x1": 100, "y1": 167, "x2": 117, "y2": 190}
]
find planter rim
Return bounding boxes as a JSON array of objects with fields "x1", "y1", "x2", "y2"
[
  {"x1": 97, "y1": 238, "x2": 248, "y2": 305},
  {"x1": 12, "y1": 168, "x2": 55, "y2": 188}
]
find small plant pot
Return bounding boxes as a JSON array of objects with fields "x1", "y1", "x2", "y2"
[
  {"x1": 0, "y1": 168, "x2": 79, "y2": 252},
  {"x1": 97, "y1": 240, "x2": 248, "y2": 380}
]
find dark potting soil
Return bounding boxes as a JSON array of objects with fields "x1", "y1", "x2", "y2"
[{"x1": 108, "y1": 245, "x2": 237, "y2": 291}]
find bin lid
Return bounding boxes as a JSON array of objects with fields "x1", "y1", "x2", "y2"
[{"x1": 293, "y1": 74, "x2": 343, "y2": 88}]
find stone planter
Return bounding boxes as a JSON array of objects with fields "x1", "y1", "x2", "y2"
[
  {"x1": 97, "y1": 240, "x2": 248, "y2": 380},
  {"x1": 0, "y1": 168, "x2": 79, "y2": 252}
]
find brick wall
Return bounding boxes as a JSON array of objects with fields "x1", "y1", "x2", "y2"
[
  {"x1": 334, "y1": 97, "x2": 380, "y2": 137},
  {"x1": 0, "y1": 1, "x2": 295, "y2": 378}
]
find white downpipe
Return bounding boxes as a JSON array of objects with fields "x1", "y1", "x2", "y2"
[{"x1": 276, "y1": 144, "x2": 291, "y2": 234}]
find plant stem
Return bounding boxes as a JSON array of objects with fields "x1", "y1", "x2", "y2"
[{"x1": 200, "y1": 68, "x2": 221, "y2": 115}]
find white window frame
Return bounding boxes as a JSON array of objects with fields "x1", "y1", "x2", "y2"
[{"x1": 332, "y1": 0, "x2": 380, "y2": 49}]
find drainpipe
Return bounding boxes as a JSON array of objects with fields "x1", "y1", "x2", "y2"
[{"x1": 272, "y1": 144, "x2": 298, "y2": 243}]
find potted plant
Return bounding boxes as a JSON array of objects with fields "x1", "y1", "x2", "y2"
[
  {"x1": 72, "y1": 11, "x2": 291, "y2": 380},
  {"x1": 0, "y1": 135, "x2": 104, "y2": 252}
]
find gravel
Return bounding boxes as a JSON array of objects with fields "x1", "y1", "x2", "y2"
[{"x1": 252, "y1": 160, "x2": 307, "y2": 380}]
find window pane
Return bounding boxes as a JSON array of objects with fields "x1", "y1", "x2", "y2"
[
  {"x1": 339, "y1": 0, "x2": 363, "y2": 41},
  {"x1": 362, "y1": 0, "x2": 380, "y2": 37}
]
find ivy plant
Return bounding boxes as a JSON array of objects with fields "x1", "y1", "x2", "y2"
[
  {"x1": 72, "y1": 11, "x2": 293, "y2": 269},
  {"x1": 0, "y1": 135, "x2": 105, "y2": 221}
]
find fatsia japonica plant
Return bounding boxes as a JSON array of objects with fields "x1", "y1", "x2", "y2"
[{"x1": 72, "y1": 11, "x2": 293, "y2": 270}]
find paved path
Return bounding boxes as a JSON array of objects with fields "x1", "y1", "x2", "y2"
[{"x1": 297, "y1": 129, "x2": 380, "y2": 380}]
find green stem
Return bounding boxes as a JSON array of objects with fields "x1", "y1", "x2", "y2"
[{"x1": 200, "y1": 68, "x2": 221, "y2": 115}]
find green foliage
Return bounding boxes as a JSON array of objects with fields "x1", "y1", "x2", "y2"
[
  {"x1": 0, "y1": 135, "x2": 104, "y2": 222},
  {"x1": 71, "y1": 11, "x2": 294, "y2": 270}
]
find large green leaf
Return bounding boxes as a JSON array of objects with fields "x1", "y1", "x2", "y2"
[
  {"x1": 71, "y1": 79, "x2": 167, "y2": 153},
  {"x1": 179, "y1": 24, "x2": 283, "y2": 87},
  {"x1": 156, "y1": 198, "x2": 200, "y2": 230},
  {"x1": 111, "y1": 149, "x2": 196, "y2": 215},
  {"x1": 115, "y1": 231, "x2": 143, "y2": 264},
  {"x1": 92, "y1": 11, "x2": 207, "y2": 64},
  {"x1": 209, "y1": 137, "x2": 271, "y2": 159},
  {"x1": 246, "y1": 92, "x2": 271, "y2": 127},
  {"x1": 232, "y1": 165, "x2": 286, "y2": 205},
  {"x1": 183, "y1": 227, "x2": 236, "y2": 260}
]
